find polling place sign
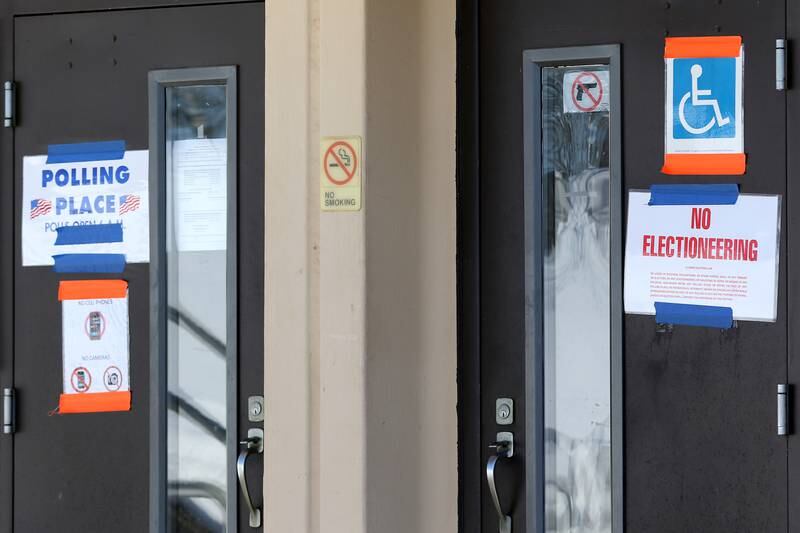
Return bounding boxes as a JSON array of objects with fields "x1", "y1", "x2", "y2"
[
  {"x1": 22, "y1": 141, "x2": 149, "y2": 266},
  {"x1": 624, "y1": 186, "x2": 780, "y2": 323}
]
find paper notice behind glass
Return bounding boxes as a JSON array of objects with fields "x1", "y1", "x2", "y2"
[{"x1": 171, "y1": 138, "x2": 227, "y2": 252}]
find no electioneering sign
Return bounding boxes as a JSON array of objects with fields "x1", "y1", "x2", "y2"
[{"x1": 624, "y1": 191, "x2": 780, "y2": 322}]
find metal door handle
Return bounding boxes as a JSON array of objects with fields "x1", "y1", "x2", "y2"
[
  {"x1": 487, "y1": 433, "x2": 514, "y2": 533},
  {"x1": 238, "y1": 428, "x2": 264, "y2": 528}
]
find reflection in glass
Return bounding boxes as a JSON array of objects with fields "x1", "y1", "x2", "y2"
[
  {"x1": 541, "y1": 66, "x2": 611, "y2": 533},
  {"x1": 166, "y1": 85, "x2": 229, "y2": 533}
]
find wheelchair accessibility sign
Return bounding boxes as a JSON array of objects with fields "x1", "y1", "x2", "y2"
[
  {"x1": 673, "y1": 59, "x2": 736, "y2": 139},
  {"x1": 663, "y1": 36, "x2": 745, "y2": 175}
]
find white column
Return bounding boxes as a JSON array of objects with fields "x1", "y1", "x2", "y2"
[
  {"x1": 319, "y1": 0, "x2": 368, "y2": 531},
  {"x1": 265, "y1": 1, "x2": 315, "y2": 531}
]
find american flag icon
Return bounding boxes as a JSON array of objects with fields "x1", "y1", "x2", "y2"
[
  {"x1": 30, "y1": 199, "x2": 52, "y2": 219},
  {"x1": 119, "y1": 194, "x2": 141, "y2": 215}
]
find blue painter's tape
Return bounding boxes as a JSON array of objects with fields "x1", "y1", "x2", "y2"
[
  {"x1": 52, "y1": 254, "x2": 126, "y2": 273},
  {"x1": 654, "y1": 302, "x2": 733, "y2": 329},
  {"x1": 55, "y1": 223, "x2": 123, "y2": 246},
  {"x1": 649, "y1": 184, "x2": 739, "y2": 206},
  {"x1": 46, "y1": 140, "x2": 126, "y2": 164}
]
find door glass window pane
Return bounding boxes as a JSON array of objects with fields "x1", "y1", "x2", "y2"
[
  {"x1": 541, "y1": 66, "x2": 611, "y2": 532},
  {"x1": 165, "y1": 85, "x2": 229, "y2": 532}
]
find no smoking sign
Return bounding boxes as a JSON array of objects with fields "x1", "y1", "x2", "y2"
[
  {"x1": 321, "y1": 136, "x2": 362, "y2": 212},
  {"x1": 563, "y1": 70, "x2": 610, "y2": 114}
]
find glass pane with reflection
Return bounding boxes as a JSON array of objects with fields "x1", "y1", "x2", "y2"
[
  {"x1": 166, "y1": 85, "x2": 229, "y2": 533},
  {"x1": 541, "y1": 66, "x2": 612, "y2": 533}
]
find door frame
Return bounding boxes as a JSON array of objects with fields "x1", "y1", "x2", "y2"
[
  {"x1": 521, "y1": 45, "x2": 624, "y2": 533},
  {"x1": 6, "y1": 0, "x2": 257, "y2": 16},
  {"x1": 148, "y1": 65, "x2": 239, "y2": 532},
  {"x1": 455, "y1": 0, "x2": 481, "y2": 531},
  {"x1": 789, "y1": 4, "x2": 800, "y2": 530},
  {"x1": 0, "y1": 6, "x2": 13, "y2": 533}
]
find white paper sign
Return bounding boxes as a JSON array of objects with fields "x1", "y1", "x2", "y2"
[
  {"x1": 62, "y1": 290, "x2": 130, "y2": 395},
  {"x1": 22, "y1": 150, "x2": 149, "y2": 266},
  {"x1": 624, "y1": 191, "x2": 780, "y2": 322},
  {"x1": 170, "y1": 138, "x2": 227, "y2": 252},
  {"x1": 665, "y1": 51, "x2": 744, "y2": 157},
  {"x1": 563, "y1": 70, "x2": 610, "y2": 113}
]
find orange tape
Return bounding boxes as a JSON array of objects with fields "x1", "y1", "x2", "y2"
[
  {"x1": 664, "y1": 36, "x2": 742, "y2": 58},
  {"x1": 662, "y1": 153, "x2": 746, "y2": 175},
  {"x1": 58, "y1": 279, "x2": 128, "y2": 301},
  {"x1": 59, "y1": 391, "x2": 131, "y2": 414}
]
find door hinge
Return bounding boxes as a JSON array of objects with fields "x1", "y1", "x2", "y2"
[
  {"x1": 3, "y1": 388, "x2": 14, "y2": 434},
  {"x1": 778, "y1": 384, "x2": 789, "y2": 436},
  {"x1": 777, "y1": 39, "x2": 787, "y2": 91},
  {"x1": 4, "y1": 81, "x2": 15, "y2": 128}
]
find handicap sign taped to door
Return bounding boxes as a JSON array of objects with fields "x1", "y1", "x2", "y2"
[
  {"x1": 22, "y1": 140, "x2": 149, "y2": 268},
  {"x1": 58, "y1": 280, "x2": 131, "y2": 414},
  {"x1": 663, "y1": 36, "x2": 745, "y2": 175}
]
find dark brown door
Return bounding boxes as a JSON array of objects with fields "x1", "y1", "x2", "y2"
[
  {"x1": 458, "y1": 1, "x2": 789, "y2": 532},
  {"x1": 11, "y1": 3, "x2": 264, "y2": 532}
]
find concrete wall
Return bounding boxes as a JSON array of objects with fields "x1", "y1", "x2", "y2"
[
  {"x1": 364, "y1": 1, "x2": 457, "y2": 531},
  {"x1": 266, "y1": 0, "x2": 456, "y2": 530},
  {"x1": 265, "y1": 1, "x2": 315, "y2": 532}
]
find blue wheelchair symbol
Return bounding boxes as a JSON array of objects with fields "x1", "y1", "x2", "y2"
[{"x1": 673, "y1": 57, "x2": 736, "y2": 139}]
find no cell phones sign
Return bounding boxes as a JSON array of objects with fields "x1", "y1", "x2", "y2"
[{"x1": 58, "y1": 279, "x2": 131, "y2": 414}]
